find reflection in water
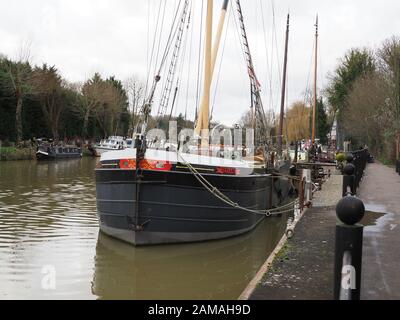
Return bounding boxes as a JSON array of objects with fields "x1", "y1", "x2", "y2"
[
  {"x1": 361, "y1": 211, "x2": 386, "y2": 227},
  {"x1": 0, "y1": 158, "x2": 292, "y2": 299},
  {"x1": 0, "y1": 159, "x2": 99, "y2": 299},
  {"x1": 92, "y1": 217, "x2": 288, "y2": 300}
]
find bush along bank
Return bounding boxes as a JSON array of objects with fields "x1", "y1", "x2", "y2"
[
  {"x1": 0, "y1": 144, "x2": 95, "y2": 161},
  {"x1": 0, "y1": 146, "x2": 35, "y2": 161}
]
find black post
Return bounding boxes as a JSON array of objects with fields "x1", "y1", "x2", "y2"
[
  {"x1": 342, "y1": 163, "x2": 356, "y2": 197},
  {"x1": 396, "y1": 160, "x2": 400, "y2": 174},
  {"x1": 349, "y1": 149, "x2": 368, "y2": 188},
  {"x1": 334, "y1": 196, "x2": 365, "y2": 300}
]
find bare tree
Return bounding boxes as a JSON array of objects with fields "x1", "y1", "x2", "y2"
[
  {"x1": 239, "y1": 109, "x2": 275, "y2": 131},
  {"x1": 343, "y1": 73, "x2": 393, "y2": 156},
  {"x1": 339, "y1": 37, "x2": 400, "y2": 161},
  {"x1": 124, "y1": 76, "x2": 145, "y2": 135},
  {"x1": 69, "y1": 74, "x2": 129, "y2": 139},
  {"x1": 69, "y1": 73, "x2": 105, "y2": 138},
  {"x1": 378, "y1": 36, "x2": 400, "y2": 137},
  {"x1": 238, "y1": 109, "x2": 254, "y2": 129},
  {"x1": 284, "y1": 101, "x2": 311, "y2": 142},
  {"x1": 94, "y1": 83, "x2": 126, "y2": 137}
]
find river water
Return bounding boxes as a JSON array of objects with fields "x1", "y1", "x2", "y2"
[{"x1": 0, "y1": 158, "x2": 290, "y2": 300}]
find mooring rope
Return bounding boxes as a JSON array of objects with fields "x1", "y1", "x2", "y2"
[
  {"x1": 176, "y1": 152, "x2": 299, "y2": 217},
  {"x1": 271, "y1": 171, "x2": 303, "y2": 182}
]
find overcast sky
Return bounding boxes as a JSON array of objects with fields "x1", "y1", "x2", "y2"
[{"x1": 1, "y1": 0, "x2": 399, "y2": 126}]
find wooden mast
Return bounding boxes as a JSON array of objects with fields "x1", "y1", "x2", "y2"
[
  {"x1": 195, "y1": 0, "x2": 229, "y2": 148},
  {"x1": 278, "y1": 13, "x2": 290, "y2": 156},
  {"x1": 211, "y1": 0, "x2": 229, "y2": 73},
  {"x1": 195, "y1": 0, "x2": 213, "y2": 148},
  {"x1": 311, "y1": 15, "x2": 318, "y2": 144}
]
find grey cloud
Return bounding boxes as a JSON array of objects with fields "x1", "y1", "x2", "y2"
[{"x1": 1, "y1": 0, "x2": 399, "y2": 126}]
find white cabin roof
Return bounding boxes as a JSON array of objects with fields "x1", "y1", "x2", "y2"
[{"x1": 100, "y1": 148, "x2": 252, "y2": 169}]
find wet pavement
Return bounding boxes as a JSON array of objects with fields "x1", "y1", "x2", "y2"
[
  {"x1": 358, "y1": 163, "x2": 400, "y2": 300},
  {"x1": 249, "y1": 206, "x2": 336, "y2": 300},
  {"x1": 249, "y1": 163, "x2": 400, "y2": 300},
  {"x1": 249, "y1": 175, "x2": 343, "y2": 300}
]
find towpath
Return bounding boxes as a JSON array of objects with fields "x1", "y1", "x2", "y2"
[
  {"x1": 358, "y1": 163, "x2": 400, "y2": 299},
  {"x1": 248, "y1": 162, "x2": 400, "y2": 300}
]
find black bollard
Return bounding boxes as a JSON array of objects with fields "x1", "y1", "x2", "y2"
[
  {"x1": 396, "y1": 160, "x2": 400, "y2": 174},
  {"x1": 334, "y1": 196, "x2": 365, "y2": 300},
  {"x1": 342, "y1": 163, "x2": 356, "y2": 196},
  {"x1": 346, "y1": 154, "x2": 354, "y2": 164}
]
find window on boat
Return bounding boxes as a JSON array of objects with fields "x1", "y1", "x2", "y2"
[{"x1": 58, "y1": 148, "x2": 62, "y2": 153}]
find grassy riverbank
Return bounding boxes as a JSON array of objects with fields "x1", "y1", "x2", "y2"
[
  {"x1": 0, "y1": 146, "x2": 94, "y2": 161},
  {"x1": 0, "y1": 147, "x2": 35, "y2": 161}
]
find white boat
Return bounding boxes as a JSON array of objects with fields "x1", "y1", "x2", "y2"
[
  {"x1": 94, "y1": 136, "x2": 133, "y2": 156},
  {"x1": 289, "y1": 149, "x2": 308, "y2": 162}
]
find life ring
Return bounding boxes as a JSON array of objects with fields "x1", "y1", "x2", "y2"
[{"x1": 286, "y1": 229, "x2": 294, "y2": 239}]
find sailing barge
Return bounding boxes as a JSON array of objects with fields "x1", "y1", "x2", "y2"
[
  {"x1": 96, "y1": 148, "x2": 292, "y2": 245},
  {"x1": 95, "y1": 0, "x2": 294, "y2": 246}
]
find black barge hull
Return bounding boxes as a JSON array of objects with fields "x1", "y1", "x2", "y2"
[
  {"x1": 36, "y1": 149, "x2": 83, "y2": 161},
  {"x1": 95, "y1": 169, "x2": 292, "y2": 246}
]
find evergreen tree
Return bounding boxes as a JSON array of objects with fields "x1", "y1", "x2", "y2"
[
  {"x1": 325, "y1": 48, "x2": 375, "y2": 147},
  {"x1": 0, "y1": 57, "x2": 33, "y2": 144},
  {"x1": 316, "y1": 98, "x2": 330, "y2": 144},
  {"x1": 31, "y1": 64, "x2": 64, "y2": 141}
]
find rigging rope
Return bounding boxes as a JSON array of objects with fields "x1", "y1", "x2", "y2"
[
  {"x1": 184, "y1": 0, "x2": 195, "y2": 121},
  {"x1": 169, "y1": 9, "x2": 192, "y2": 121},
  {"x1": 158, "y1": 0, "x2": 184, "y2": 73},
  {"x1": 153, "y1": 0, "x2": 168, "y2": 78},
  {"x1": 234, "y1": 0, "x2": 269, "y2": 146},
  {"x1": 136, "y1": 0, "x2": 185, "y2": 135},
  {"x1": 230, "y1": 1, "x2": 249, "y2": 75},
  {"x1": 176, "y1": 151, "x2": 299, "y2": 217},
  {"x1": 157, "y1": 0, "x2": 190, "y2": 119},
  {"x1": 259, "y1": 0, "x2": 273, "y2": 112},
  {"x1": 285, "y1": 61, "x2": 290, "y2": 148},
  {"x1": 145, "y1": 0, "x2": 163, "y2": 99},
  {"x1": 271, "y1": 0, "x2": 283, "y2": 93},
  {"x1": 303, "y1": 39, "x2": 315, "y2": 113},
  {"x1": 145, "y1": 0, "x2": 150, "y2": 98}
]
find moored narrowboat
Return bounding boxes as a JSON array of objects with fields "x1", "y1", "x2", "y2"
[{"x1": 36, "y1": 145, "x2": 83, "y2": 161}]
